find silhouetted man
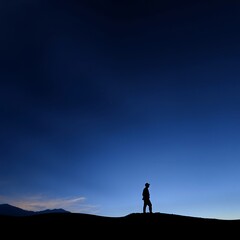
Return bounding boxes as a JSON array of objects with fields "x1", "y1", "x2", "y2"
[{"x1": 142, "y1": 182, "x2": 152, "y2": 213}]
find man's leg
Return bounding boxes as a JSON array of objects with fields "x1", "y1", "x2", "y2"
[
  {"x1": 143, "y1": 202, "x2": 147, "y2": 213},
  {"x1": 149, "y1": 201, "x2": 152, "y2": 213}
]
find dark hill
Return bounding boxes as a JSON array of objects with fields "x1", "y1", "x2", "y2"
[
  {"x1": 0, "y1": 203, "x2": 70, "y2": 216},
  {"x1": 0, "y1": 203, "x2": 35, "y2": 216},
  {"x1": 0, "y1": 211, "x2": 239, "y2": 237}
]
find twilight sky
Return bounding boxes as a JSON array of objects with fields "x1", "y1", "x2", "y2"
[{"x1": 1, "y1": 0, "x2": 240, "y2": 219}]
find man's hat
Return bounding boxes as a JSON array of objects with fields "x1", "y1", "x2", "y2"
[{"x1": 145, "y1": 182, "x2": 150, "y2": 186}]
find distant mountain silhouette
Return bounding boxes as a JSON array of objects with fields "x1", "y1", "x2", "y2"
[{"x1": 0, "y1": 203, "x2": 70, "y2": 216}]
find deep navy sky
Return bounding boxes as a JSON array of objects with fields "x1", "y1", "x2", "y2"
[{"x1": 1, "y1": 0, "x2": 240, "y2": 219}]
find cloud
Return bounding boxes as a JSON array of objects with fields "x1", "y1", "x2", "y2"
[{"x1": 0, "y1": 194, "x2": 99, "y2": 214}]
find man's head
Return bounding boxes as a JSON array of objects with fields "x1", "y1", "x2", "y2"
[{"x1": 145, "y1": 182, "x2": 150, "y2": 187}]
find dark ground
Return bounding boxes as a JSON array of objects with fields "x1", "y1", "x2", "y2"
[{"x1": 0, "y1": 212, "x2": 239, "y2": 237}]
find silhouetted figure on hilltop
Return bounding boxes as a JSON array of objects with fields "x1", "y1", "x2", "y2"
[{"x1": 142, "y1": 182, "x2": 152, "y2": 213}]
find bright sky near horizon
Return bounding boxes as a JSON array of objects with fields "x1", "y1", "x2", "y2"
[{"x1": 1, "y1": 0, "x2": 240, "y2": 220}]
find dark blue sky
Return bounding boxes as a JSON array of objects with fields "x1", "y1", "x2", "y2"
[{"x1": 1, "y1": 0, "x2": 240, "y2": 219}]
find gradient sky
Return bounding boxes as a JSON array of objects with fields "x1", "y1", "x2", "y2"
[{"x1": 1, "y1": 0, "x2": 240, "y2": 219}]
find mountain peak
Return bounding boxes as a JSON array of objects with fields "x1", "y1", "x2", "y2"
[{"x1": 0, "y1": 203, "x2": 70, "y2": 216}]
